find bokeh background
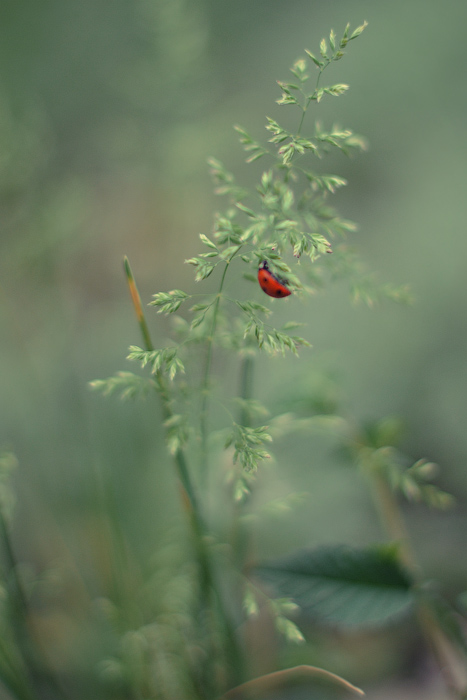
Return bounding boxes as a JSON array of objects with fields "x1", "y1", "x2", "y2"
[{"x1": 1, "y1": 0, "x2": 466, "y2": 697}]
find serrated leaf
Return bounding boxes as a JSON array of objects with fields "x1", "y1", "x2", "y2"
[{"x1": 254, "y1": 545, "x2": 414, "y2": 628}]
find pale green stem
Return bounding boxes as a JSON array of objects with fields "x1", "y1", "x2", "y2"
[
  {"x1": 369, "y1": 471, "x2": 420, "y2": 576},
  {"x1": 231, "y1": 354, "x2": 255, "y2": 570},
  {"x1": 238, "y1": 354, "x2": 254, "y2": 428},
  {"x1": 199, "y1": 261, "x2": 230, "y2": 485},
  {"x1": 297, "y1": 67, "x2": 324, "y2": 136}
]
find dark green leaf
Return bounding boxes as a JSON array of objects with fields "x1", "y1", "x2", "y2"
[{"x1": 254, "y1": 545, "x2": 414, "y2": 627}]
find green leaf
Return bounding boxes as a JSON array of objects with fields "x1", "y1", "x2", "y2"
[
  {"x1": 243, "y1": 586, "x2": 260, "y2": 617},
  {"x1": 236, "y1": 202, "x2": 257, "y2": 218},
  {"x1": 90, "y1": 372, "x2": 154, "y2": 400},
  {"x1": 149, "y1": 290, "x2": 190, "y2": 314},
  {"x1": 226, "y1": 423, "x2": 272, "y2": 472},
  {"x1": 276, "y1": 95, "x2": 299, "y2": 107},
  {"x1": 185, "y1": 257, "x2": 216, "y2": 281},
  {"x1": 278, "y1": 141, "x2": 296, "y2": 164},
  {"x1": 236, "y1": 300, "x2": 271, "y2": 317},
  {"x1": 265, "y1": 117, "x2": 290, "y2": 144},
  {"x1": 314, "y1": 88, "x2": 324, "y2": 104},
  {"x1": 340, "y1": 22, "x2": 351, "y2": 48},
  {"x1": 319, "y1": 37, "x2": 328, "y2": 59},
  {"x1": 305, "y1": 49, "x2": 323, "y2": 68},
  {"x1": 234, "y1": 124, "x2": 268, "y2": 161},
  {"x1": 274, "y1": 616, "x2": 305, "y2": 644},
  {"x1": 320, "y1": 175, "x2": 347, "y2": 193},
  {"x1": 324, "y1": 84, "x2": 349, "y2": 97},
  {"x1": 221, "y1": 244, "x2": 242, "y2": 261},
  {"x1": 254, "y1": 545, "x2": 415, "y2": 627},
  {"x1": 199, "y1": 233, "x2": 218, "y2": 250},
  {"x1": 126, "y1": 346, "x2": 184, "y2": 380},
  {"x1": 350, "y1": 21, "x2": 368, "y2": 40},
  {"x1": 208, "y1": 157, "x2": 248, "y2": 200},
  {"x1": 191, "y1": 312, "x2": 207, "y2": 330},
  {"x1": 290, "y1": 58, "x2": 308, "y2": 82},
  {"x1": 164, "y1": 414, "x2": 190, "y2": 455}
]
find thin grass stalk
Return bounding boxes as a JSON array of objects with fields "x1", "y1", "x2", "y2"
[
  {"x1": 124, "y1": 257, "x2": 243, "y2": 695},
  {"x1": 199, "y1": 261, "x2": 230, "y2": 488}
]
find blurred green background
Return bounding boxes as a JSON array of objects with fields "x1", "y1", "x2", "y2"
[{"x1": 1, "y1": 0, "x2": 466, "y2": 696}]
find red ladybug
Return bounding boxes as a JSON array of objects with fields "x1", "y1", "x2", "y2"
[{"x1": 257, "y1": 261, "x2": 291, "y2": 298}]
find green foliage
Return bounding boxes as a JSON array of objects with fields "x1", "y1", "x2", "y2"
[
  {"x1": 149, "y1": 289, "x2": 190, "y2": 314},
  {"x1": 127, "y1": 345, "x2": 185, "y2": 380},
  {"x1": 87, "y1": 24, "x2": 467, "y2": 698},
  {"x1": 254, "y1": 545, "x2": 415, "y2": 627},
  {"x1": 2, "y1": 19, "x2": 465, "y2": 700},
  {"x1": 225, "y1": 423, "x2": 272, "y2": 472},
  {"x1": 350, "y1": 417, "x2": 455, "y2": 510},
  {"x1": 89, "y1": 371, "x2": 156, "y2": 400}
]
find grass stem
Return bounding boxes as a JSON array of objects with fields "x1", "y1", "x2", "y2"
[
  {"x1": 199, "y1": 261, "x2": 230, "y2": 486},
  {"x1": 124, "y1": 257, "x2": 243, "y2": 695}
]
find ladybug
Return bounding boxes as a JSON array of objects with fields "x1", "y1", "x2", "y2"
[{"x1": 257, "y1": 261, "x2": 291, "y2": 298}]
